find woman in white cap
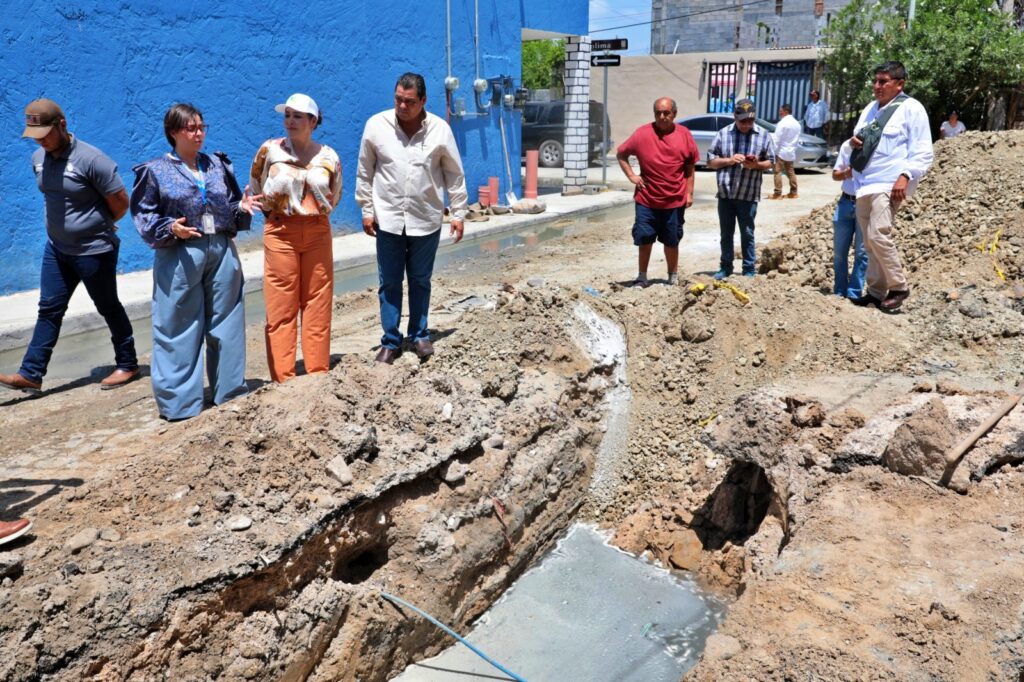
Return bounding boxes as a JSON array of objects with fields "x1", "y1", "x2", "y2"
[{"x1": 249, "y1": 93, "x2": 342, "y2": 383}]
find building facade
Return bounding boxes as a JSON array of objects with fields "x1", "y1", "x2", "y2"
[
  {"x1": 651, "y1": 0, "x2": 854, "y2": 54},
  {"x1": 0, "y1": 1, "x2": 586, "y2": 295}
]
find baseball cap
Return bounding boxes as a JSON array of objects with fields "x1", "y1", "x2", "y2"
[
  {"x1": 733, "y1": 99, "x2": 756, "y2": 120},
  {"x1": 274, "y1": 93, "x2": 319, "y2": 119},
  {"x1": 22, "y1": 99, "x2": 65, "y2": 139}
]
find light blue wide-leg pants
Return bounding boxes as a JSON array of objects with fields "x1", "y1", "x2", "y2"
[{"x1": 152, "y1": 234, "x2": 247, "y2": 420}]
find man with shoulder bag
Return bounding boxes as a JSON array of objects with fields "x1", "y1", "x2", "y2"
[{"x1": 848, "y1": 61, "x2": 933, "y2": 313}]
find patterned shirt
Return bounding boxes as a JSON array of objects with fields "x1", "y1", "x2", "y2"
[
  {"x1": 804, "y1": 99, "x2": 829, "y2": 129},
  {"x1": 249, "y1": 138, "x2": 342, "y2": 216},
  {"x1": 707, "y1": 123, "x2": 775, "y2": 202},
  {"x1": 131, "y1": 151, "x2": 250, "y2": 248}
]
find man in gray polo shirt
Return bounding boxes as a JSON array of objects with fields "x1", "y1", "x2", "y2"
[{"x1": 0, "y1": 99, "x2": 138, "y2": 396}]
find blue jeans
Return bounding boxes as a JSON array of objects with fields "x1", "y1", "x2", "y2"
[
  {"x1": 376, "y1": 228, "x2": 441, "y2": 350},
  {"x1": 20, "y1": 241, "x2": 137, "y2": 383},
  {"x1": 717, "y1": 198, "x2": 758, "y2": 275},
  {"x1": 832, "y1": 195, "x2": 868, "y2": 298}
]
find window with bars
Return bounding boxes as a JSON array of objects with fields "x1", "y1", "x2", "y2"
[
  {"x1": 707, "y1": 63, "x2": 739, "y2": 113},
  {"x1": 776, "y1": 0, "x2": 784, "y2": 15}
]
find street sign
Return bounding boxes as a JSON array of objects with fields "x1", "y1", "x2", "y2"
[
  {"x1": 592, "y1": 38, "x2": 628, "y2": 51},
  {"x1": 591, "y1": 54, "x2": 621, "y2": 67}
]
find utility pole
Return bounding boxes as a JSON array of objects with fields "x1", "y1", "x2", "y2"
[{"x1": 908, "y1": 0, "x2": 916, "y2": 28}]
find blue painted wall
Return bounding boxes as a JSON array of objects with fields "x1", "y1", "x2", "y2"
[{"x1": 0, "y1": 0, "x2": 587, "y2": 295}]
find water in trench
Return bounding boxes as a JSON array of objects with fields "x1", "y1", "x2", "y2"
[
  {"x1": 0, "y1": 206, "x2": 632, "y2": 384},
  {"x1": 393, "y1": 523, "x2": 730, "y2": 682}
]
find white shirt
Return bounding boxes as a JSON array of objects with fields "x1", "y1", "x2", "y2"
[
  {"x1": 772, "y1": 114, "x2": 802, "y2": 162},
  {"x1": 804, "y1": 99, "x2": 828, "y2": 129},
  {"x1": 355, "y1": 110, "x2": 468, "y2": 236},
  {"x1": 851, "y1": 94, "x2": 933, "y2": 198},
  {"x1": 834, "y1": 140, "x2": 858, "y2": 196},
  {"x1": 940, "y1": 120, "x2": 966, "y2": 139}
]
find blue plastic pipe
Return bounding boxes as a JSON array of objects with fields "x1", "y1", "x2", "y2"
[{"x1": 380, "y1": 591, "x2": 527, "y2": 682}]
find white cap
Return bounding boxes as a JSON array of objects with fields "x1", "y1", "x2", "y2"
[{"x1": 275, "y1": 93, "x2": 319, "y2": 119}]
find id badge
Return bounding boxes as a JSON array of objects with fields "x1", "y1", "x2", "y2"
[{"x1": 201, "y1": 212, "x2": 216, "y2": 235}]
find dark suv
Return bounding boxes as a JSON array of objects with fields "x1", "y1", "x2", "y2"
[{"x1": 522, "y1": 100, "x2": 612, "y2": 168}]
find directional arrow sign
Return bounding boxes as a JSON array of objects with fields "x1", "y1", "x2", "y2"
[
  {"x1": 592, "y1": 38, "x2": 628, "y2": 51},
  {"x1": 591, "y1": 54, "x2": 621, "y2": 67}
]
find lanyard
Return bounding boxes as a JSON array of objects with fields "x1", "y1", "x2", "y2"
[{"x1": 173, "y1": 153, "x2": 207, "y2": 206}]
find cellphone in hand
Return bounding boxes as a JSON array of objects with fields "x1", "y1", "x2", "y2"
[{"x1": 744, "y1": 154, "x2": 757, "y2": 162}]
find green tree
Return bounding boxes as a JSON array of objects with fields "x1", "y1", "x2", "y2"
[
  {"x1": 821, "y1": 0, "x2": 1024, "y2": 130},
  {"x1": 521, "y1": 39, "x2": 565, "y2": 91}
]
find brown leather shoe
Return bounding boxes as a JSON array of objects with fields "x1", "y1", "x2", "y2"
[
  {"x1": 413, "y1": 338, "x2": 434, "y2": 360},
  {"x1": 0, "y1": 518, "x2": 32, "y2": 546},
  {"x1": 100, "y1": 368, "x2": 140, "y2": 390},
  {"x1": 768, "y1": 193, "x2": 783, "y2": 200},
  {"x1": 374, "y1": 347, "x2": 402, "y2": 364},
  {"x1": 880, "y1": 289, "x2": 910, "y2": 312},
  {"x1": 786, "y1": 192, "x2": 799, "y2": 199},
  {"x1": 0, "y1": 373, "x2": 42, "y2": 396}
]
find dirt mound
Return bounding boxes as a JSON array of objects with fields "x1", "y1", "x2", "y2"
[
  {"x1": 761, "y1": 130, "x2": 1024, "y2": 290},
  {"x1": 0, "y1": 287, "x2": 617, "y2": 681}
]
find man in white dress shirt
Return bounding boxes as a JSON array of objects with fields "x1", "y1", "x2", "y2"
[
  {"x1": 849, "y1": 60, "x2": 933, "y2": 313},
  {"x1": 769, "y1": 103, "x2": 802, "y2": 199},
  {"x1": 356, "y1": 72, "x2": 468, "y2": 364}
]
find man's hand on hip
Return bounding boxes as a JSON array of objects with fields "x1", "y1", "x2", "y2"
[
  {"x1": 362, "y1": 217, "x2": 377, "y2": 236},
  {"x1": 450, "y1": 219, "x2": 465, "y2": 244},
  {"x1": 629, "y1": 174, "x2": 646, "y2": 192}
]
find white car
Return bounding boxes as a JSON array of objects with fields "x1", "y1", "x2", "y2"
[{"x1": 677, "y1": 114, "x2": 834, "y2": 169}]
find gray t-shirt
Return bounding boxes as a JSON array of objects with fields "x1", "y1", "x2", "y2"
[{"x1": 32, "y1": 136, "x2": 125, "y2": 255}]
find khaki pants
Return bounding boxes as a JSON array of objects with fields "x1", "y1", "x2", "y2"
[
  {"x1": 856, "y1": 192, "x2": 907, "y2": 300},
  {"x1": 263, "y1": 214, "x2": 334, "y2": 383},
  {"x1": 772, "y1": 159, "x2": 797, "y2": 195}
]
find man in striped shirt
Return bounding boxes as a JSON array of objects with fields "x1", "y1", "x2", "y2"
[{"x1": 707, "y1": 99, "x2": 775, "y2": 279}]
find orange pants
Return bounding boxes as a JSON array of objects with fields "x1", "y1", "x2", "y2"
[{"x1": 263, "y1": 214, "x2": 333, "y2": 382}]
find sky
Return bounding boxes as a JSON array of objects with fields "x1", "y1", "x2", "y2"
[{"x1": 589, "y1": 0, "x2": 652, "y2": 56}]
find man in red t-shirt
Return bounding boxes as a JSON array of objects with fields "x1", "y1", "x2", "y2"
[{"x1": 616, "y1": 97, "x2": 699, "y2": 287}]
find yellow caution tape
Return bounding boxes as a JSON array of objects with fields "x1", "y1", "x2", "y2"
[
  {"x1": 993, "y1": 259, "x2": 1006, "y2": 282},
  {"x1": 698, "y1": 413, "x2": 718, "y2": 428},
  {"x1": 977, "y1": 230, "x2": 1003, "y2": 254},
  {"x1": 713, "y1": 281, "x2": 751, "y2": 305}
]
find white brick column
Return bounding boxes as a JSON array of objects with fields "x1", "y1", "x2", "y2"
[{"x1": 562, "y1": 36, "x2": 591, "y2": 195}]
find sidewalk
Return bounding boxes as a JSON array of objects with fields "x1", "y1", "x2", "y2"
[{"x1": 0, "y1": 189, "x2": 635, "y2": 352}]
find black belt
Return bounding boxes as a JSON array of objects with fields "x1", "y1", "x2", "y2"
[{"x1": 841, "y1": 192, "x2": 856, "y2": 201}]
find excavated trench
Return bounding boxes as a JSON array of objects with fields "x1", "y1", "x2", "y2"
[{"x1": 0, "y1": 292, "x2": 748, "y2": 682}]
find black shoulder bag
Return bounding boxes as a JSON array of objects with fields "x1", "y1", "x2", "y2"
[{"x1": 850, "y1": 93, "x2": 908, "y2": 172}]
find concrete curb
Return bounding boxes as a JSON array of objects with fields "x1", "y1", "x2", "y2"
[{"x1": 0, "y1": 190, "x2": 634, "y2": 352}]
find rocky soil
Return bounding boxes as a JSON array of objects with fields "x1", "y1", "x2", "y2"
[{"x1": 1, "y1": 131, "x2": 1023, "y2": 681}]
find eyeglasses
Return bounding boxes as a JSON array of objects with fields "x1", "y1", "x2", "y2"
[
  {"x1": 394, "y1": 95, "x2": 422, "y2": 107},
  {"x1": 181, "y1": 124, "x2": 209, "y2": 134}
]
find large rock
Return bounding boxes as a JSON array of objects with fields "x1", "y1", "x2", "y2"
[{"x1": 882, "y1": 397, "x2": 956, "y2": 479}]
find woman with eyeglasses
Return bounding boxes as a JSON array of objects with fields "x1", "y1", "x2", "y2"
[
  {"x1": 249, "y1": 93, "x2": 342, "y2": 383},
  {"x1": 131, "y1": 103, "x2": 261, "y2": 420}
]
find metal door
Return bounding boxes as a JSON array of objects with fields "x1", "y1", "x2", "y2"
[{"x1": 747, "y1": 61, "x2": 815, "y2": 122}]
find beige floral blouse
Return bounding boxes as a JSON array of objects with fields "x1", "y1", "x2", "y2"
[{"x1": 249, "y1": 138, "x2": 342, "y2": 216}]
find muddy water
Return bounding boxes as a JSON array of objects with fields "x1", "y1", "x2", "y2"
[
  {"x1": 0, "y1": 207, "x2": 632, "y2": 384},
  {"x1": 394, "y1": 524, "x2": 729, "y2": 682}
]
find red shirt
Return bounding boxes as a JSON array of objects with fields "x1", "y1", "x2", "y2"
[{"x1": 617, "y1": 123, "x2": 699, "y2": 209}]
